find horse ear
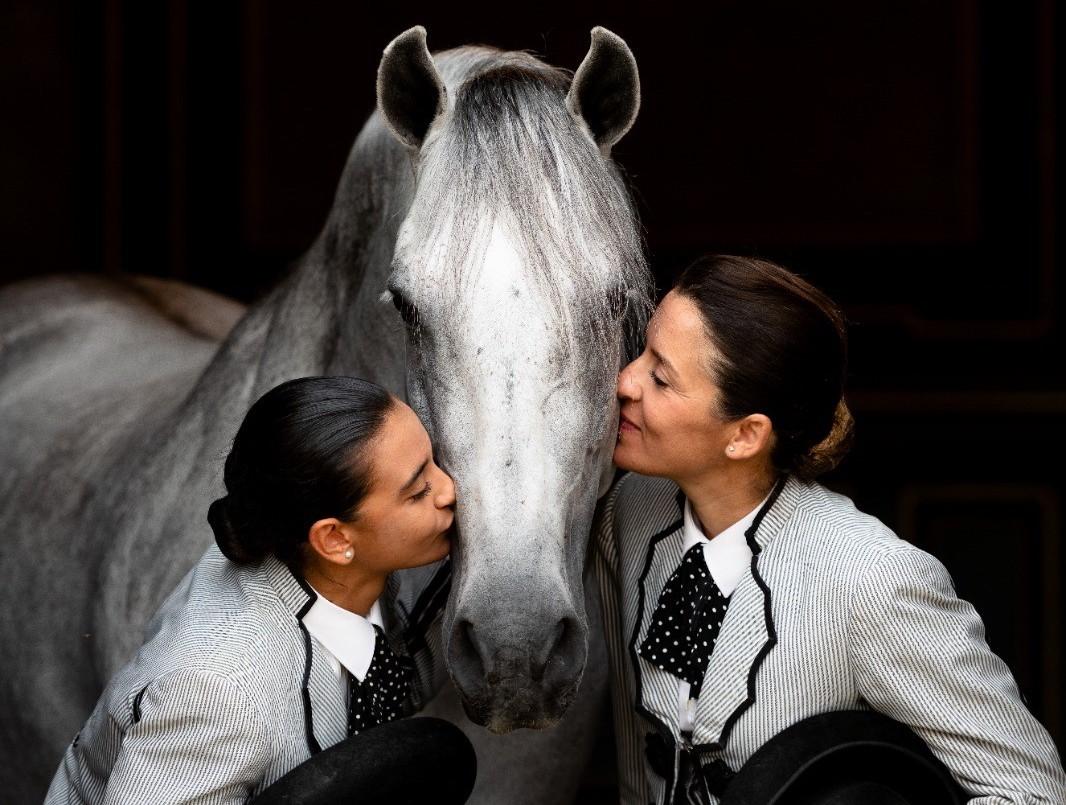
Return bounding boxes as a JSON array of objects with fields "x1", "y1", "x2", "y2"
[
  {"x1": 566, "y1": 27, "x2": 640, "y2": 153},
  {"x1": 377, "y1": 26, "x2": 447, "y2": 149}
]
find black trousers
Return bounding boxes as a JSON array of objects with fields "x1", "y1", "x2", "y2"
[{"x1": 251, "y1": 717, "x2": 476, "y2": 805}]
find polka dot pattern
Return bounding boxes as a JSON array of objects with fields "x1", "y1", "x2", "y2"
[
  {"x1": 637, "y1": 543, "x2": 731, "y2": 698},
  {"x1": 347, "y1": 625, "x2": 413, "y2": 736}
]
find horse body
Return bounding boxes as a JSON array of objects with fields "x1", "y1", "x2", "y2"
[
  {"x1": 0, "y1": 275, "x2": 242, "y2": 788},
  {"x1": 0, "y1": 29, "x2": 647, "y2": 803}
]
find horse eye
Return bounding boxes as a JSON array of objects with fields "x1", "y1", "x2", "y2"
[{"x1": 391, "y1": 291, "x2": 420, "y2": 327}]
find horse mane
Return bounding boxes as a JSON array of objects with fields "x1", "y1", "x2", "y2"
[{"x1": 395, "y1": 46, "x2": 654, "y2": 376}]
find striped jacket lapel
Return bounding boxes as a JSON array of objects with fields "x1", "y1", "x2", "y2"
[
  {"x1": 689, "y1": 564, "x2": 771, "y2": 747},
  {"x1": 304, "y1": 638, "x2": 348, "y2": 747},
  {"x1": 632, "y1": 522, "x2": 686, "y2": 736},
  {"x1": 259, "y1": 555, "x2": 342, "y2": 754},
  {"x1": 691, "y1": 476, "x2": 803, "y2": 748},
  {"x1": 629, "y1": 491, "x2": 686, "y2": 738}
]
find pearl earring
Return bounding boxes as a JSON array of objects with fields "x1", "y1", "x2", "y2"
[
  {"x1": 344, "y1": 549, "x2": 353, "y2": 559},
  {"x1": 727, "y1": 445, "x2": 736, "y2": 453}
]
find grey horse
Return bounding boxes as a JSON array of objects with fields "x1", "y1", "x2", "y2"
[{"x1": 0, "y1": 26, "x2": 650, "y2": 803}]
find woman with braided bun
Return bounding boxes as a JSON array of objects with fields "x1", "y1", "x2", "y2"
[
  {"x1": 596, "y1": 255, "x2": 1065, "y2": 804},
  {"x1": 46, "y1": 376, "x2": 476, "y2": 805}
]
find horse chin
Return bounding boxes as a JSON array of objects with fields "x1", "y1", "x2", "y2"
[
  {"x1": 484, "y1": 713, "x2": 562, "y2": 735},
  {"x1": 457, "y1": 678, "x2": 579, "y2": 734}
]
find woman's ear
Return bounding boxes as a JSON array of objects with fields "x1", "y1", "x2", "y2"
[
  {"x1": 727, "y1": 414, "x2": 773, "y2": 460},
  {"x1": 307, "y1": 518, "x2": 356, "y2": 565}
]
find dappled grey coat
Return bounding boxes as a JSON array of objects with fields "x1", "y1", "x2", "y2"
[
  {"x1": 595, "y1": 473, "x2": 1066, "y2": 804},
  {"x1": 44, "y1": 546, "x2": 450, "y2": 804}
]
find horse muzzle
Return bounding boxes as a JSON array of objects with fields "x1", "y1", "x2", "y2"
[{"x1": 445, "y1": 591, "x2": 587, "y2": 732}]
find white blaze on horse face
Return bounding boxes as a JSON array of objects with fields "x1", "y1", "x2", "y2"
[{"x1": 405, "y1": 221, "x2": 610, "y2": 563}]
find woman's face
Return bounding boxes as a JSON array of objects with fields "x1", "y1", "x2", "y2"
[
  {"x1": 614, "y1": 291, "x2": 735, "y2": 482},
  {"x1": 348, "y1": 401, "x2": 456, "y2": 573}
]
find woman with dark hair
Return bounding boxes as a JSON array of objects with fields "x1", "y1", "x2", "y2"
[
  {"x1": 46, "y1": 376, "x2": 475, "y2": 804},
  {"x1": 596, "y1": 256, "x2": 1066, "y2": 803}
]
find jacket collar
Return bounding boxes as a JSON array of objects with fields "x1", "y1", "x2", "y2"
[
  {"x1": 257, "y1": 554, "x2": 452, "y2": 753},
  {"x1": 744, "y1": 474, "x2": 803, "y2": 556},
  {"x1": 258, "y1": 554, "x2": 449, "y2": 652},
  {"x1": 633, "y1": 474, "x2": 806, "y2": 750},
  {"x1": 261, "y1": 553, "x2": 316, "y2": 617}
]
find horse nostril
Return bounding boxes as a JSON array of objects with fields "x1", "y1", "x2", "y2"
[
  {"x1": 451, "y1": 618, "x2": 487, "y2": 685},
  {"x1": 531, "y1": 618, "x2": 575, "y2": 683}
]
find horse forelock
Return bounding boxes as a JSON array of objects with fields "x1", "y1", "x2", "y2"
[{"x1": 393, "y1": 47, "x2": 652, "y2": 386}]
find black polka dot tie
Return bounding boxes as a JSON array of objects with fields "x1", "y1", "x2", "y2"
[
  {"x1": 638, "y1": 543, "x2": 730, "y2": 698},
  {"x1": 347, "y1": 626, "x2": 413, "y2": 736}
]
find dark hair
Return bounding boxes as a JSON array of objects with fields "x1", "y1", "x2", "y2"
[
  {"x1": 207, "y1": 376, "x2": 396, "y2": 567},
  {"x1": 674, "y1": 255, "x2": 854, "y2": 481}
]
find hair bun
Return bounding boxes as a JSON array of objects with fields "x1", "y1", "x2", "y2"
[
  {"x1": 207, "y1": 495, "x2": 264, "y2": 564},
  {"x1": 793, "y1": 399, "x2": 854, "y2": 481}
]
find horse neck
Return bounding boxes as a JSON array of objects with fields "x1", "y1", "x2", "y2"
[
  {"x1": 92, "y1": 118, "x2": 414, "y2": 668},
  {"x1": 189, "y1": 116, "x2": 412, "y2": 422}
]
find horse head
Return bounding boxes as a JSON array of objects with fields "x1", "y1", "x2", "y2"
[{"x1": 374, "y1": 27, "x2": 650, "y2": 732}]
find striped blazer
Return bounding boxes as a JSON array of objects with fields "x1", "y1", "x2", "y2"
[
  {"x1": 45, "y1": 545, "x2": 450, "y2": 804},
  {"x1": 594, "y1": 473, "x2": 1066, "y2": 804}
]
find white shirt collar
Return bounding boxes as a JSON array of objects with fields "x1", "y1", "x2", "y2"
[
  {"x1": 681, "y1": 493, "x2": 769, "y2": 596},
  {"x1": 303, "y1": 585, "x2": 384, "y2": 682}
]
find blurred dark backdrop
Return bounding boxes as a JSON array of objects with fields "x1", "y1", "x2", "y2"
[{"x1": 2, "y1": 0, "x2": 1062, "y2": 790}]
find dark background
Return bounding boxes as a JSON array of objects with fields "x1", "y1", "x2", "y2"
[{"x1": 3, "y1": 0, "x2": 1062, "y2": 790}]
